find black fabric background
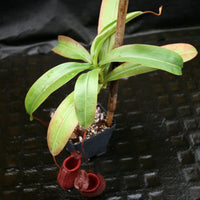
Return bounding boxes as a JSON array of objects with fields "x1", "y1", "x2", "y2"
[{"x1": 1, "y1": 0, "x2": 200, "y2": 58}]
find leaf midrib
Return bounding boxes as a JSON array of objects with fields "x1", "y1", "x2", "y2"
[
  {"x1": 106, "y1": 64, "x2": 140, "y2": 80},
  {"x1": 51, "y1": 104, "x2": 73, "y2": 152},
  {"x1": 84, "y1": 73, "x2": 89, "y2": 128},
  {"x1": 30, "y1": 65, "x2": 87, "y2": 114},
  {"x1": 101, "y1": 55, "x2": 182, "y2": 69},
  {"x1": 59, "y1": 42, "x2": 90, "y2": 63}
]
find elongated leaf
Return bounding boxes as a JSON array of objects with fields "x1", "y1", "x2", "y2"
[
  {"x1": 74, "y1": 69, "x2": 99, "y2": 129},
  {"x1": 98, "y1": 0, "x2": 119, "y2": 34},
  {"x1": 98, "y1": 0, "x2": 119, "y2": 63},
  {"x1": 105, "y1": 43, "x2": 198, "y2": 82},
  {"x1": 91, "y1": 11, "x2": 143, "y2": 65},
  {"x1": 91, "y1": 6, "x2": 163, "y2": 65},
  {"x1": 99, "y1": 6, "x2": 162, "y2": 34},
  {"x1": 99, "y1": 44, "x2": 183, "y2": 75},
  {"x1": 162, "y1": 43, "x2": 198, "y2": 62},
  {"x1": 98, "y1": 84, "x2": 103, "y2": 93},
  {"x1": 52, "y1": 35, "x2": 91, "y2": 63},
  {"x1": 99, "y1": 11, "x2": 143, "y2": 34},
  {"x1": 105, "y1": 62, "x2": 156, "y2": 81},
  {"x1": 47, "y1": 92, "x2": 78, "y2": 156},
  {"x1": 25, "y1": 62, "x2": 91, "y2": 119}
]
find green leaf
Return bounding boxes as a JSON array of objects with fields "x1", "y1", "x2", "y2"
[
  {"x1": 25, "y1": 62, "x2": 91, "y2": 119},
  {"x1": 74, "y1": 69, "x2": 99, "y2": 129},
  {"x1": 99, "y1": 44, "x2": 183, "y2": 75},
  {"x1": 98, "y1": 0, "x2": 119, "y2": 34},
  {"x1": 99, "y1": 11, "x2": 143, "y2": 34},
  {"x1": 47, "y1": 92, "x2": 78, "y2": 156},
  {"x1": 52, "y1": 35, "x2": 91, "y2": 63},
  {"x1": 105, "y1": 43, "x2": 197, "y2": 82},
  {"x1": 91, "y1": 11, "x2": 143, "y2": 65},
  {"x1": 91, "y1": 6, "x2": 163, "y2": 65},
  {"x1": 98, "y1": 0, "x2": 119, "y2": 62},
  {"x1": 162, "y1": 43, "x2": 198, "y2": 62},
  {"x1": 98, "y1": 84, "x2": 103, "y2": 93},
  {"x1": 105, "y1": 62, "x2": 156, "y2": 82}
]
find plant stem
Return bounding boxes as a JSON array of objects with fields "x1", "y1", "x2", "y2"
[
  {"x1": 53, "y1": 156, "x2": 60, "y2": 169},
  {"x1": 32, "y1": 115, "x2": 49, "y2": 127},
  {"x1": 81, "y1": 130, "x2": 92, "y2": 171},
  {"x1": 106, "y1": 0, "x2": 129, "y2": 127}
]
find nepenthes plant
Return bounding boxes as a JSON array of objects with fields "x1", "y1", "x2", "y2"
[{"x1": 25, "y1": 0, "x2": 198, "y2": 159}]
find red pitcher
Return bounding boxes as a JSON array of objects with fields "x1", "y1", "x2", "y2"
[
  {"x1": 79, "y1": 172, "x2": 106, "y2": 197},
  {"x1": 57, "y1": 151, "x2": 81, "y2": 190}
]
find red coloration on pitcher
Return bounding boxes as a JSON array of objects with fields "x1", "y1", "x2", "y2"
[
  {"x1": 74, "y1": 170, "x2": 89, "y2": 191},
  {"x1": 57, "y1": 151, "x2": 81, "y2": 190},
  {"x1": 79, "y1": 172, "x2": 106, "y2": 197}
]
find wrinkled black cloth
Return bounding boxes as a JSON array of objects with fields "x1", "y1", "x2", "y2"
[{"x1": 0, "y1": 0, "x2": 199, "y2": 59}]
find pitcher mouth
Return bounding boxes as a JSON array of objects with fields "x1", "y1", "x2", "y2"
[
  {"x1": 63, "y1": 156, "x2": 81, "y2": 172},
  {"x1": 84, "y1": 173, "x2": 100, "y2": 193}
]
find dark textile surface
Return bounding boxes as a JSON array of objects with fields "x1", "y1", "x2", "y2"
[
  {"x1": 0, "y1": 29, "x2": 200, "y2": 200},
  {"x1": 1, "y1": 1, "x2": 200, "y2": 199},
  {"x1": 0, "y1": 0, "x2": 200, "y2": 59}
]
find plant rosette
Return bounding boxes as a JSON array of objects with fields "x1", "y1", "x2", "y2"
[{"x1": 25, "y1": 2, "x2": 197, "y2": 158}]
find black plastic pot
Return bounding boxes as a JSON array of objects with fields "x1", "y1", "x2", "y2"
[{"x1": 66, "y1": 104, "x2": 116, "y2": 160}]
